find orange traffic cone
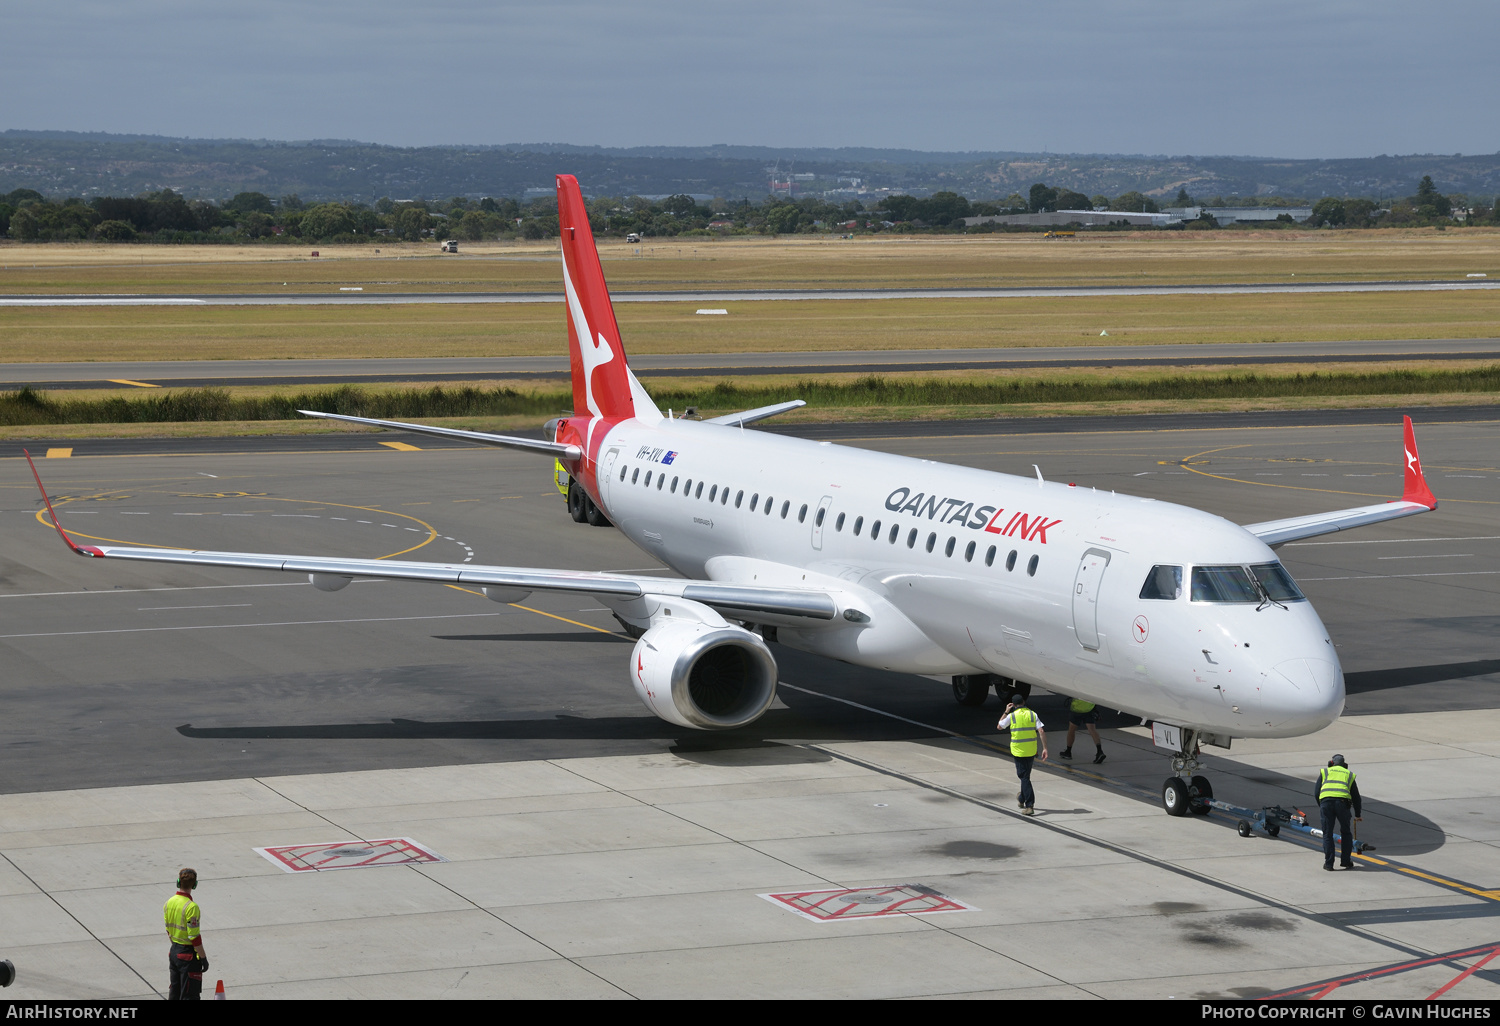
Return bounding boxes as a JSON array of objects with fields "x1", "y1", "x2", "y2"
[{"x1": 214, "y1": 979, "x2": 225, "y2": 1000}]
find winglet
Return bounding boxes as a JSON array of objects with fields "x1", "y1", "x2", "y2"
[
  {"x1": 23, "y1": 450, "x2": 104, "y2": 557},
  {"x1": 1401, "y1": 416, "x2": 1437, "y2": 509}
]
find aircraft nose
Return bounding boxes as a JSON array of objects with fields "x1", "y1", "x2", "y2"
[{"x1": 1269, "y1": 656, "x2": 1346, "y2": 732}]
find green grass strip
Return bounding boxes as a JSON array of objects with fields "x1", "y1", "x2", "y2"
[{"x1": 4, "y1": 368, "x2": 1500, "y2": 426}]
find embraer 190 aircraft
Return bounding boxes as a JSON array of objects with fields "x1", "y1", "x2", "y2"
[{"x1": 28, "y1": 175, "x2": 1440, "y2": 817}]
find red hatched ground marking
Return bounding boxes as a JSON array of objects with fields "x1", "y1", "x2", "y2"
[
  {"x1": 254, "y1": 837, "x2": 448, "y2": 873},
  {"x1": 760, "y1": 884, "x2": 977, "y2": 922}
]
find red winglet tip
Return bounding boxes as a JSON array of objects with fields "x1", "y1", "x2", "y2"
[
  {"x1": 22, "y1": 448, "x2": 90, "y2": 554},
  {"x1": 1400, "y1": 416, "x2": 1438, "y2": 509}
]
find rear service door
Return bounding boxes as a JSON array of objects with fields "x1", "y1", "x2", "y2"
[
  {"x1": 1072, "y1": 548, "x2": 1111, "y2": 650},
  {"x1": 599, "y1": 448, "x2": 621, "y2": 511}
]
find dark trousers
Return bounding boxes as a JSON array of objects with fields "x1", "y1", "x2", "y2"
[
  {"x1": 1320, "y1": 798, "x2": 1354, "y2": 867},
  {"x1": 1014, "y1": 755, "x2": 1035, "y2": 808},
  {"x1": 168, "y1": 944, "x2": 203, "y2": 1000}
]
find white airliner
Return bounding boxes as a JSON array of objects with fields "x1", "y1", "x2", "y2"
[{"x1": 28, "y1": 174, "x2": 1441, "y2": 817}]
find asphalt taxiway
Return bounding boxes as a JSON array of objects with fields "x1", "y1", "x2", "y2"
[
  {"x1": 3, "y1": 277, "x2": 1498, "y2": 307},
  {"x1": 1, "y1": 415, "x2": 1497, "y2": 999}
]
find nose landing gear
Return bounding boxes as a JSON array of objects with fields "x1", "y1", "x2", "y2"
[{"x1": 1161, "y1": 728, "x2": 1214, "y2": 817}]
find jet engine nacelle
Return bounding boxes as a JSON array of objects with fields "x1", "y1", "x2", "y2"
[{"x1": 630, "y1": 619, "x2": 778, "y2": 730}]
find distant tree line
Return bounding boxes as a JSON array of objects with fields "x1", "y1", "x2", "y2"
[{"x1": 2, "y1": 175, "x2": 1492, "y2": 243}]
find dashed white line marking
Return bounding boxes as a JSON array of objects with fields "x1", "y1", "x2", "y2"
[
  {"x1": 1288, "y1": 536, "x2": 1500, "y2": 546},
  {"x1": 1377, "y1": 554, "x2": 1472, "y2": 560},
  {"x1": 121, "y1": 512, "x2": 150, "y2": 515},
  {"x1": 172, "y1": 512, "x2": 203, "y2": 516},
  {"x1": 0, "y1": 611, "x2": 502, "y2": 639},
  {"x1": 1446, "y1": 475, "x2": 1486, "y2": 478},
  {"x1": 274, "y1": 514, "x2": 320, "y2": 518},
  {"x1": 1256, "y1": 473, "x2": 1283, "y2": 476},
  {"x1": 0, "y1": 582, "x2": 310, "y2": 600},
  {"x1": 1301, "y1": 571, "x2": 1500, "y2": 581},
  {"x1": 139, "y1": 603, "x2": 252, "y2": 611}
]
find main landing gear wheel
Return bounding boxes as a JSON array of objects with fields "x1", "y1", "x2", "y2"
[
  {"x1": 1162, "y1": 777, "x2": 1189, "y2": 817},
  {"x1": 584, "y1": 497, "x2": 612, "y2": 528},
  {"x1": 952, "y1": 675, "x2": 989, "y2": 707},
  {"x1": 567, "y1": 482, "x2": 589, "y2": 523},
  {"x1": 1188, "y1": 774, "x2": 1214, "y2": 815}
]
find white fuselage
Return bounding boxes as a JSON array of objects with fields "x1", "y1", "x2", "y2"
[{"x1": 591, "y1": 417, "x2": 1345, "y2": 740}]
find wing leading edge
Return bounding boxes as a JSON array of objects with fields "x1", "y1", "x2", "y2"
[
  {"x1": 23, "y1": 451, "x2": 835, "y2": 622},
  {"x1": 1243, "y1": 416, "x2": 1438, "y2": 547}
]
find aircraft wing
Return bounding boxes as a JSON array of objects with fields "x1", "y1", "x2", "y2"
[
  {"x1": 298, "y1": 410, "x2": 581, "y2": 460},
  {"x1": 1243, "y1": 416, "x2": 1438, "y2": 547},
  {"x1": 24, "y1": 452, "x2": 835, "y2": 621}
]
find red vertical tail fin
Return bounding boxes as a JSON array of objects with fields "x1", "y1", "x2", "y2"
[
  {"x1": 556, "y1": 175, "x2": 638, "y2": 424},
  {"x1": 1401, "y1": 415, "x2": 1437, "y2": 509}
]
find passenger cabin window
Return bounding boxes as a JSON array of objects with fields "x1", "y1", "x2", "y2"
[
  {"x1": 1027, "y1": 555, "x2": 1039, "y2": 577},
  {"x1": 985, "y1": 545, "x2": 996, "y2": 566},
  {"x1": 907, "y1": 528, "x2": 917, "y2": 548},
  {"x1": 1191, "y1": 565, "x2": 1260, "y2": 603},
  {"x1": 1251, "y1": 562, "x2": 1306, "y2": 601},
  {"x1": 870, "y1": 519, "x2": 880, "y2": 538},
  {"x1": 835, "y1": 512, "x2": 845, "y2": 531},
  {"x1": 1006, "y1": 549, "x2": 1017, "y2": 571},
  {"x1": 750, "y1": 493, "x2": 759, "y2": 511},
  {"x1": 721, "y1": 488, "x2": 729, "y2": 505},
  {"x1": 735, "y1": 490, "x2": 743, "y2": 507},
  {"x1": 620, "y1": 466, "x2": 628, "y2": 481},
  {"x1": 1140, "y1": 565, "x2": 1183, "y2": 600},
  {"x1": 798, "y1": 504, "x2": 808, "y2": 523},
  {"x1": 853, "y1": 516, "x2": 864, "y2": 536},
  {"x1": 781, "y1": 500, "x2": 790, "y2": 518},
  {"x1": 965, "y1": 540, "x2": 976, "y2": 562},
  {"x1": 632, "y1": 468, "x2": 640, "y2": 484},
  {"x1": 695, "y1": 482, "x2": 704, "y2": 499},
  {"x1": 643, "y1": 471, "x2": 651, "y2": 486},
  {"x1": 709, "y1": 485, "x2": 718, "y2": 502},
  {"x1": 657, "y1": 474, "x2": 665, "y2": 490},
  {"x1": 671, "y1": 476, "x2": 679, "y2": 493},
  {"x1": 889, "y1": 524, "x2": 899, "y2": 543},
  {"x1": 814, "y1": 507, "x2": 826, "y2": 527}
]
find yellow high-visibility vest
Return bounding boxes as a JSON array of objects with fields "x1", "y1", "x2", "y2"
[
  {"x1": 1069, "y1": 698, "x2": 1096, "y2": 714},
  {"x1": 163, "y1": 892, "x2": 201, "y2": 946},
  {"x1": 1009, "y1": 708, "x2": 1039, "y2": 758},
  {"x1": 1318, "y1": 765, "x2": 1355, "y2": 801}
]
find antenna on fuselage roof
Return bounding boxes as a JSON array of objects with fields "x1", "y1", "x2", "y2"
[{"x1": 1033, "y1": 465, "x2": 1044, "y2": 486}]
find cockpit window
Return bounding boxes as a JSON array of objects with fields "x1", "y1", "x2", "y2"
[
  {"x1": 1190, "y1": 565, "x2": 1260, "y2": 603},
  {"x1": 1250, "y1": 562, "x2": 1306, "y2": 601},
  {"x1": 1139, "y1": 565, "x2": 1182, "y2": 600}
]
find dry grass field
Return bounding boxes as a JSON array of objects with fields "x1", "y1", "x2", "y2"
[
  {"x1": 3, "y1": 230, "x2": 1497, "y2": 434},
  {"x1": 1, "y1": 227, "x2": 1498, "y2": 294},
  {"x1": 2, "y1": 290, "x2": 1499, "y2": 363}
]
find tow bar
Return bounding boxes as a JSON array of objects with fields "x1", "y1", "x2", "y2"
[{"x1": 1204, "y1": 799, "x2": 1376, "y2": 853}]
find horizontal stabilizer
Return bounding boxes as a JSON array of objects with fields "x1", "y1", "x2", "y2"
[
  {"x1": 705, "y1": 400, "x2": 807, "y2": 427},
  {"x1": 298, "y1": 411, "x2": 581, "y2": 459}
]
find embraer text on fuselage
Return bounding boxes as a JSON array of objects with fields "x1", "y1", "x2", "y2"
[{"x1": 883, "y1": 486, "x2": 1062, "y2": 544}]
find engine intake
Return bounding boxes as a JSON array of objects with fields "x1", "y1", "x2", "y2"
[{"x1": 630, "y1": 620, "x2": 778, "y2": 730}]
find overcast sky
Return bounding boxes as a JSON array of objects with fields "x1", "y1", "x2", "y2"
[{"x1": 4, "y1": 1, "x2": 1494, "y2": 159}]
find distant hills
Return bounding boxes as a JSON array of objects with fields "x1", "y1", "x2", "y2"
[{"x1": 3, "y1": 131, "x2": 1497, "y2": 204}]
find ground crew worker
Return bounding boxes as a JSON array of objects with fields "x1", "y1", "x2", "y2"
[
  {"x1": 998, "y1": 693, "x2": 1048, "y2": 816},
  {"x1": 164, "y1": 868, "x2": 208, "y2": 1000},
  {"x1": 1316, "y1": 755, "x2": 1363, "y2": 871},
  {"x1": 1059, "y1": 697, "x2": 1105, "y2": 764}
]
